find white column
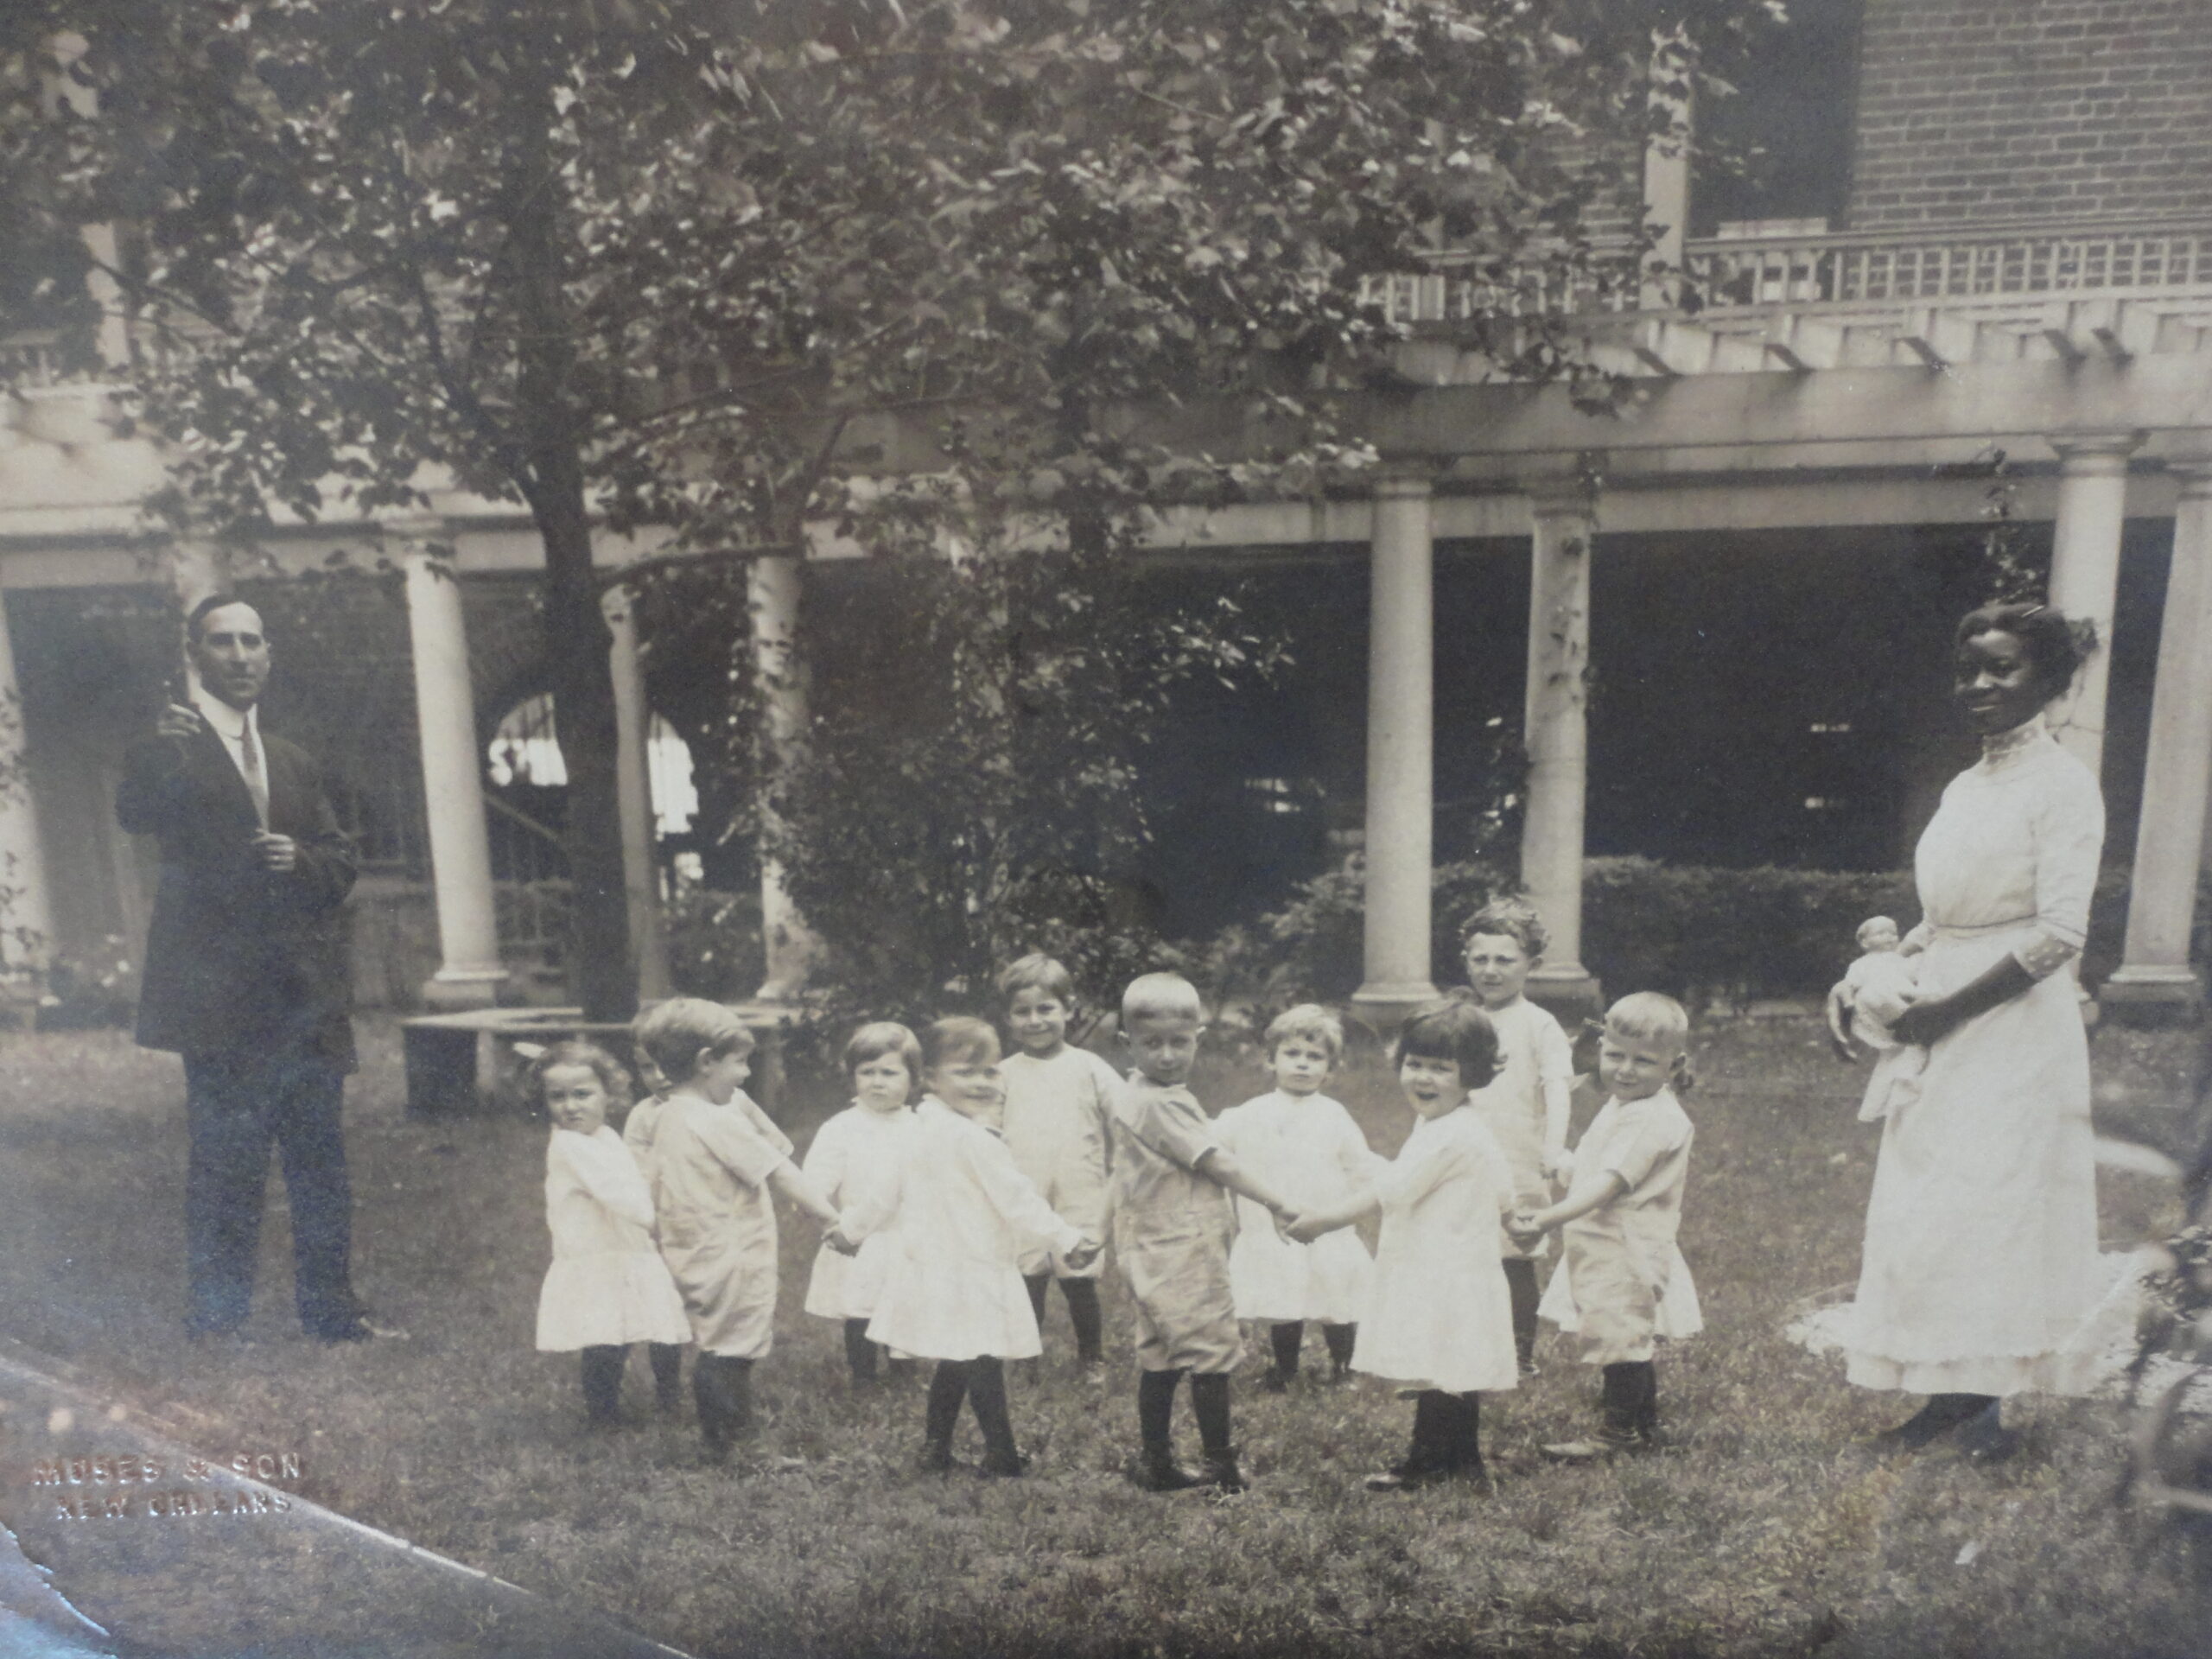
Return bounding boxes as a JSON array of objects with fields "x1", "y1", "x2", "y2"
[
  {"x1": 1351, "y1": 471, "x2": 1439, "y2": 1025},
  {"x1": 1521, "y1": 480, "x2": 1601, "y2": 1011},
  {"x1": 403, "y1": 540, "x2": 509, "y2": 1009},
  {"x1": 2105, "y1": 456, "x2": 2212, "y2": 1020},
  {"x1": 2045, "y1": 430, "x2": 2144, "y2": 779},
  {"x1": 750, "y1": 555, "x2": 819, "y2": 1003},
  {"x1": 602, "y1": 584, "x2": 671, "y2": 1003},
  {"x1": 0, "y1": 594, "x2": 53, "y2": 969}
]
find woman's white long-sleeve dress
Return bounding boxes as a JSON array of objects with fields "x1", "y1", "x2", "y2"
[
  {"x1": 1215, "y1": 1090, "x2": 1374, "y2": 1324},
  {"x1": 1843, "y1": 714, "x2": 2107, "y2": 1397},
  {"x1": 535, "y1": 1127, "x2": 693, "y2": 1352},
  {"x1": 855, "y1": 1098, "x2": 1084, "y2": 1363}
]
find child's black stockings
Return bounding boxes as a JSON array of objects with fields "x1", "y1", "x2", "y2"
[
  {"x1": 1503, "y1": 1258, "x2": 1541, "y2": 1367},
  {"x1": 842, "y1": 1318, "x2": 880, "y2": 1383},
  {"x1": 1137, "y1": 1368, "x2": 1181, "y2": 1454},
  {"x1": 925, "y1": 1357, "x2": 1020, "y2": 1471},
  {"x1": 694, "y1": 1354, "x2": 755, "y2": 1452},
  {"x1": 1599, "y1": 1361, "x2": 1658, "y2": 1440},
  {"x1": 1268, "y1": 1322, "x2": 1304, "y2": 1381},
  {"x1": 1321, "y1": 1323, "x2": 1357, "y2": 1375},
  {"x1": 1190, "y1": 1371, "x2": 1233, "y2": 1457},
  {"x1": 648, "y1": 1343, "x2": 684, "y2": 1412},
  {"x1": 580, "y1": 1345, "x2": 626, "y2": 1425},
  {"x1": 1406, "y1": 1389, "x2": 1484, "y2": 1475},
  {"x1": 1024, "y1": 1274, "x2": 1105, "y2": 1364}
]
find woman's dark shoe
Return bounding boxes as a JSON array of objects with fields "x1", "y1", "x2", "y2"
[
  {"x1": 1954, "y1": 1403, "x2": 2022, "y2": 1465},
  {"x1": 1866, "y1": 1394, "x2": 1990, "y2": 1453}
]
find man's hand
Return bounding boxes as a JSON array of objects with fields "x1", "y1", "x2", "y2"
[
  {"x1": 156, "y1": 702, "x2": 204, "y2": 741},
  {"x1": 1064, "y1": 1236, "x2": 1103, "y2": 1272},
  {"x1": 252, "y1": 832, "x2": 298, "y2": 874}
]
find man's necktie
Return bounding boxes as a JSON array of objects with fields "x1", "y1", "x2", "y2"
[{"x1": 238, "y1": 721, "x2": 270, "y2": 829}]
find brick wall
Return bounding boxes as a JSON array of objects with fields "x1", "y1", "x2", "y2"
[{"x1": 1848, "y1": 0, "x2": 2212, "y2": 229}]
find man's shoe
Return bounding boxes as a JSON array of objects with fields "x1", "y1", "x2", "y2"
[
  {"x1": 915, "y1": 1441, "x2": 957, "y2": 1475},
  {"x1": 979, "y1": 1448, "x2": 1029, "y2": 1478},
  {"x1": 1128, "y1": 1449, "x2": 1206, "y2": 1492}
]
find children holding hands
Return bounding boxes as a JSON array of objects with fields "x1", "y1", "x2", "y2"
[
  {"x1": 996, "y1": 956, "x2": 1122, "y2": 1372},
  {"x1": 638, "y1": 998, "x2": 845, "y2": 1460},
  {"x1": 1511, "y1": 993, "x2": 1702, "y2": 1461},
  {"x1": 1459, "y1": 900, "x2": 1578, "y2": 1373},
  {"x1": 1288, "y1": 998, "x2": 1518, "y2": 1491},
  {"x1": 1215, "y1": 1005, "x2": 1374, "y2": 1389},
  {"x1": 1109, "y1": 974, "x2": 1305, "y2": 1493},
  {"x1": 531, "y1": 1041, "x2": 693, "y2": 1428},
  {"x1": 801, "y1": 1022, "x2": 924, "y2": 1385},
  {"x1": 838, "y1": 1017, "x2": 1102, "y2": 1478}
]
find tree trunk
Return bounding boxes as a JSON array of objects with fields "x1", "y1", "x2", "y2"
[{"x1": 509, "y1": 82, "x2": 635, "y2": 1025}]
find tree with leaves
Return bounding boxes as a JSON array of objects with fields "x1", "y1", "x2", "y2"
[{"x1": 1, "y1": 0, "x2": 1779, "y2": 1020}]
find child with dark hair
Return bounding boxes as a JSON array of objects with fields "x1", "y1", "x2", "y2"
[
  {"x1": 529, "y1": 1041, "x2": 691, "y2": 1428},
  {"x1": 842, "y1": 1017, "x2": 1102, "y2": 1478},
  {"x1": 996, "y1": 954, "x2": 1121, "y2": 1373},
  {"x1": 1516, "y1": 993, "x2": 1703, "y2": 1461},
  {"x1": 802, "y1": 1021, "x2": 923, "y2": 1386},
  {"x1": 1215, "y1": 1004, "x2": 1373, "y2": 1389},
  {"x1": 1458, "y1": 898, "x2": 1576, "y2": 1375},
  {"x1": 638, "y1": 999, "x2": 844, "y2": 1460},
  {"x1": 1290, "y1": 997, "x2": 1517, "y2": 1491}
]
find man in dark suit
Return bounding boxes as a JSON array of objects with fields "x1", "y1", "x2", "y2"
[{"x1": 117, "y1": 594, "x2": 384, "y2": 1341}]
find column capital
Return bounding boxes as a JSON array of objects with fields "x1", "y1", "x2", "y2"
[
  {"x1": 1371, "y1": 464, "x2": 1439, "y2": 499},
  {"x1": 2164, "y1": 451, "x2": 2212, "y2": 496},
  {"x1": 2047, "y1": 429, "x2": 2145, "y2": 469}
]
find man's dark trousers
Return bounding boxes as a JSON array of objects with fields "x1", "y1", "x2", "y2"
[{"x1": 184, "y1": 1049, "x2": 354, "y2": 1337}]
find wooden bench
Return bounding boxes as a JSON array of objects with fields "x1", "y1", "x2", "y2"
[{"x1": 401, "y1": 1002, "x2": 803, "y2": 1117}]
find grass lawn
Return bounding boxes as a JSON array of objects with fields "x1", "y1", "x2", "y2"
[{"x1": 1, "y1": 1014, "x2": 2208, "y2": 1658}]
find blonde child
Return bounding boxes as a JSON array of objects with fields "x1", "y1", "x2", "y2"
[
  {"x1": 840, "y1": 1018, "x2": 1102, "y2": 1477},
  {"x1": 1511, "y1": 992, "x2": 1703, "y2": 1460},
  {"x1": 1109, "y1": 973, "x2": 1302, "y2": 1493},
  {"x1": 801, "y1": 1022, "x2": 923, "y2": 1386},
  {"x1": 620, "y1": 1033, "x2": 688, "y2": 1414},
  {"x1": 1459, "y1": 899, "x2": 1577, "y2": 1374},
  {"x1": 638, "y1": 998, "x2": 844, "y2": 1459},
  {"x1": 1290, "y1": 999, "x2": 1517, "y2": 1489},
  {"x1": 529, "y1": 1041, "x2": 692, "y2": 1427},
  {"x1": 996, "y1": 955, "x2": 1121, "y2": 1372},
  {"x1": 1214, "y1": 1005, "x2": 1374, "y2": 1389}
]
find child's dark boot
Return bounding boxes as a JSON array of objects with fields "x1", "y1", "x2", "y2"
[
  {"x1": 1201, "y1": 1445, "x2": 1248, "y2": 1494},
  {"x1": 1131, "y1": 1445, "x2": 1206, "y2": 1491}
]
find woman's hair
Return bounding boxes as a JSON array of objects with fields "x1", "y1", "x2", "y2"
[
  {"x1": 997, "y1": 953, "x2": 1076, "y2": 1007},
  {"x1": 1264, "y1": 1003, "x2": 1344, "y2": 1065},
  {"x1": 525, "y1": 1039, "x2": 633, "y2": 1112},
  {"x1": 1393, "y1": 995, "x2": 1502, "y2": 1090},
  {"x1": 1955, "y1": 601, "x2": 2086, "y2": 700},
  {"x1": 920, "y1": 1014, "x2": 1001, "y2": 1074},
  {"x1": 634, "y1": 997, "x2": 755, "y2": 1083},
  {"x1": 845, "y1": 1020, "x2": 923, "y2": 1083},
  {"x1": 1459, "y1": 897, "x2": 1549, "y2": 960},
  {"x1": 1122, "y1": 972, "x2": 1204, "y2": 1027},
  {"x1": 1602, "y1": 992, "x2": 1695, "y2": 1093}
]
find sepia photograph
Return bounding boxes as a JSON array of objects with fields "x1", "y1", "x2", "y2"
[{"x1": 1, "y1": 1, "x2": 2209, "y2": 1654}]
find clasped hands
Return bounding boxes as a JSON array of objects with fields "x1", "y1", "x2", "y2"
[{"x1": 1504, "y1": 1209, "x2": 1551, "y2": 1250}]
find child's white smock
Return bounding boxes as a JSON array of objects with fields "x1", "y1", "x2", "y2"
[
  {"x1": 1351, "y1": 1105, "x2": 1519, "y2": 1395},
  {"x1": 1538, "y1": 1088, "x2": 1701, "y2": 1363},
  {"x1": 650, "y1": 1090, "x2": 794, "y2": 1358},
  {"x1": 854, "y1": 1097, "x2": 1084, "y2": 1363},
  {"x1": 1465, "y1": 997, "x2": 1576, "y2": 1260},
  {"x1": 800, "y1": 1103, "x2": 917, "y2": 1320},
  {"x1": 1214, "y1": 1089, "x2": 1374, "y2": 1325},
  {"x1": 535, "y1": 1126, "x2": 692, "y2": 1352},
  {"x1": 1000, "y1": 1045, "x2": 1121, "y2": 1278}
]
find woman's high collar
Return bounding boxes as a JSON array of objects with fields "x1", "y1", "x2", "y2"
[{"x1": 1979, "y1": 710, "x2": 2048, "y2": 769}]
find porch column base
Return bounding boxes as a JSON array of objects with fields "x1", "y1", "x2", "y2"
[
  {"x1": 1523, "y1": 966, "x2": 1603, "y2": 1027},
  {"x1": 1351, "y1": 980, "x2": 1443, "y2": 1033},
  {"x1": 2099, "y1": 966, "x2": 2203, "y2": 1027},
  {"x1": 419, "y1": 965, "x2": 512, "y2": 1012}
]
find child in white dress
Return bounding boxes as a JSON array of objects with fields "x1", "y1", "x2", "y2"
[
  {"x1": 1215, "y1": 1005, "x2": 1374, "y2": 1389},
  {"x1": 840, "y1": 1018, "x2": 1102, "y2": 1477},
  {"x1": 620, "y1": 1032, "x2": 688, "y2": 1414},
  {"x1": 1458, "y1": 899, "x2": 1577, "y2": 1374},
  {"x1": 1290, "y1": 998, "x2": 1517, "y2": 1490},
  {"x1": 1840, "y1": 915, "x2": 1927, "y2": 1122},
  {"x1": 1513, "y1": 993, "x2": 1702, "y2": 1460},
  {"x1": 996, "y1": 955, "x2": 1122, "y2": 1372},
  {"x1": 530, "y1": 1041, "x2": 692, "y2": 1427},
  {"x1": 801, "y1": 1022, "x2": 922, "y2": 1386},
  {"x1": 638, "y1": 999, "x2": 844, "y2": 1460}
]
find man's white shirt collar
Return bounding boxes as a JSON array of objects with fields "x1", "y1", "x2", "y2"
[{"x1": 190, "y1": 683, "x2": 259, "y2": 746}]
